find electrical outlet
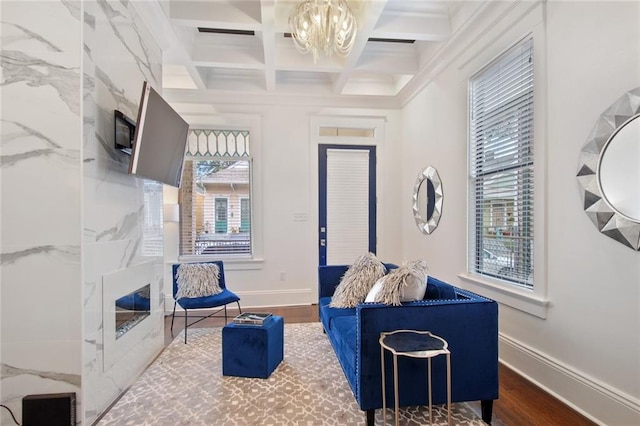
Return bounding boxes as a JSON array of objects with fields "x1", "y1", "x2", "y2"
[{"x1": 279, "y1": 271, "x2": 287, "y2": 281}]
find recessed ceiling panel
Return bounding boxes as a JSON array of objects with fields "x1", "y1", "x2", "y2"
[
  {"x1": 201, "y1": 67, "x2": 265, "y2": 91},
  {"x1": 276, "y1": 70, "x2": 335, "y2": 94},
  {"x1": 341, "y1": 72, "x2": 406, "y2": 97},
  {"x1": 152, "y1": 0, "x2": 457, "y2": 101}
]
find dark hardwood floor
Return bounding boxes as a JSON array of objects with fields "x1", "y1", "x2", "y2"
[{"x1": 164, "y1": 304, "x2": 597, "y2": 426}]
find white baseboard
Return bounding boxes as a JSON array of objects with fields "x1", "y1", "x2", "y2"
[
  {"x1": 499, "y1": 332, "x2": 640, "y2": 426},
  {"x1": 163, "y1": 288, "x2": 314, "y2": 315}
]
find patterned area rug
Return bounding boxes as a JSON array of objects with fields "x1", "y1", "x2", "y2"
[{"x1": 99, "y1": 322, "x2": 484, "y2": 425}]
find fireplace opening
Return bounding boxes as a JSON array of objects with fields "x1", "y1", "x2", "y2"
[{"x1": 115, "y1": 284, "x2": 151, "y2": 339}]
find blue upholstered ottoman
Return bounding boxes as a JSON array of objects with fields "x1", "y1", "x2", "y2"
[{"x1": 222, "y1": 316, "x2": 284, "y2": 378}]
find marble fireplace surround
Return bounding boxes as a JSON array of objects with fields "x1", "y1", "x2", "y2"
[{"x1": 102, "y1": 261, "x2": 159, "y2": 372}]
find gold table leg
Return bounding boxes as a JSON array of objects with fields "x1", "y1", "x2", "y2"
[
  {"x1": 393, "y1": 354, "x2": 399, "y2": 426},
  {"x1": 381, "y1": 344, "x2": 386, "y2": 425}
]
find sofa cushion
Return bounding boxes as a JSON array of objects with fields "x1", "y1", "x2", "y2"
[
  {"x1": 319, "y1": 297, "x2": 356, "y2": 331},
  {"x1": 330, "y1": 253, "x2": 387, "y2": 308}
]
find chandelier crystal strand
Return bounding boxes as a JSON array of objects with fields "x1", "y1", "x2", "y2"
[{"x1": 289, "y1": 0, "x2": 357, "y2": 62}]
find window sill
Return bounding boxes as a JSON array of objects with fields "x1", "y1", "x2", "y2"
[
  {"x1": 457, "y1": 273, "x2": 549, "y2": 319},
  {"x1": 177, "y1": 256, "x2": 264, "y2": 271}
]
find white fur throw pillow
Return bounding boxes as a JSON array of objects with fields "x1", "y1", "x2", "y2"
[
  {"x1": 367, "y1": 260, "x2": 429, "y2": 306},
  {"x1": 330, "y1": 253, "x2": 387, "y2": 308},
  {"x1": 176, "y1": 263, "x2": 222, "y2": 299}
]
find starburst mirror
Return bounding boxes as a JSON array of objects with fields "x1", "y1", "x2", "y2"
[
  {"x1": 577, "y1": 87, "x2": 640, "y2": 251},
  {"x1": 412, "y1": 166, "x2": 443, "y2": 234}
]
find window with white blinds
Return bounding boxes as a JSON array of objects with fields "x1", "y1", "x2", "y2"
[
  {"x1": 469, "y1": 36, "x2": 534, "y2": 288},
  {"x1": 142, "y1": 180, "x2": 163, "y2": 256},
  {"x1": 179, "y1": 130, "x2": 252, "y2": 257}
]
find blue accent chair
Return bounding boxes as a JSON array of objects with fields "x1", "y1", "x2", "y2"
[
  {"x1": 171, "y1": 261, "x2": 242, "y2": 343},
  {"x1": 318, "y1": 264, "x2": 499, "y2": 425}
]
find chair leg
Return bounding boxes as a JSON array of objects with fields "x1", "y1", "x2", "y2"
[
  {"x1": 224, "y1": 305, "x2": 228, "y2": 324},
  {"x1": 236, "y1": 301, "x2": 242, "y2": 314},
  {"x1": 184, "y1": 308, "x2": 188, "y2": 344},
  {"x1": 170, "y1": 301, "x2": 177, "y2": 336}
]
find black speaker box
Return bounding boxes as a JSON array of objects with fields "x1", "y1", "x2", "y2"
[{"x1": 22, "y1": 392, "x2": 76, "y2": 426}]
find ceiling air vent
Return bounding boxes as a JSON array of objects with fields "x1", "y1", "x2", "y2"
[
  {"x1": 198, "y1": 28, "x2": 255, "y2": 36},
  {"x1": 283, "y1": 33, "x2": 416, "y2": 44},
  {"x1": 284, "y1": 33, "x2": 414, "y2": 44},
  {"x1": 368, "y1": 38, "x2": 415, "y2": 44}
]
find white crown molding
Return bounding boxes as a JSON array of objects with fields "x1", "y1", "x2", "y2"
[
  {"x1": 397, "y1": 0, "x2": 539, "y2": 107},
  {"x1": 163, "y1": 88, "x2": 402, "y2": 110}
]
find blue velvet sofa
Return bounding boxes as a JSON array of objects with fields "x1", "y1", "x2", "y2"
[{"x1": 318, "y1": 264, "x2": 499, "y2": 425}]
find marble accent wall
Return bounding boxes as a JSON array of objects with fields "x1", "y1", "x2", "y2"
[
  {"x1": 1, "y1": 1, "x2": 165, "y2": 424},
  {"x1": 1, "y1": 1, "x2": 83, "y2": 423},
  {"x1": 83, "y1": 1, "x2": 164, "y2": 424}
]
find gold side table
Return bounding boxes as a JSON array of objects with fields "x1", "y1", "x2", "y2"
[{"x1": 379, "y1": 330, "x2": 451, "y2": 426}]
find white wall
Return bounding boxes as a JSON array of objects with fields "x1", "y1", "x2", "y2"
[
  {"x1": 401, "y1": 1, "x2": 639, "y2": 425},
  {"x1": 165, "y1": 105, "x2": 404, "y2": 309}
]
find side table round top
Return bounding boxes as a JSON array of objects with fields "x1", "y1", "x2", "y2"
[{"x1": 379, "y1": 330, "x2": 449, "y2": 358}]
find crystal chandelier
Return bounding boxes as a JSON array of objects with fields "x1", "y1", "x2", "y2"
[{"x1": 289, "y1": 0, "x2": 357, "y2": 62}]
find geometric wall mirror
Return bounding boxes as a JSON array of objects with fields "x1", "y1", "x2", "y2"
[
  {"x1": 412, "y1": 165, "x2": 443, "y2": 234},
  {"x1": 576, "y1": 87, "x2": 640, "y2": 251}
]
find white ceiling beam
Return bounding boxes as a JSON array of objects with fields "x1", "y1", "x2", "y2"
[
  {"x1": 162, "y1": 87, "x2": 402, "y2": 109},
  {"x1": 259, "y1": 0, "x2": 277, "y2": 91},
  {"x1": 332, "y1": 0, "x2": 389, "y2": 94}
]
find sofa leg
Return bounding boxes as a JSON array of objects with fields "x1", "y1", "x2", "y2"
[
  {"x1": 365, "y1": 409, "x2": 375, "y2": 426},
  {"x1": 481, "y1": 400, "x2": 493, "y2": 424}
]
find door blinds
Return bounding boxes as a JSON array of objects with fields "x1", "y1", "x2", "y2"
[{"x1": 326, "y1": 148, "x2": 370, "y2": 265}]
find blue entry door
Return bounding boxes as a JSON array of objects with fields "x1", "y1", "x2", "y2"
[{"x1": 318, "y1": 145, "x2": 377, "y2": 266}]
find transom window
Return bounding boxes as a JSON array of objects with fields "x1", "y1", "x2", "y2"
[{"x1": 469, "y1": 36, "x2": 534, "y2": 288}]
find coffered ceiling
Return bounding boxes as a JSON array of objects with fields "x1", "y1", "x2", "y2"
[{"x1": 138, "y1": 0, "x2": 474, "y2": 108}]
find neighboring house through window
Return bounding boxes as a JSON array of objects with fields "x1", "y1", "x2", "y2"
[
  {"x1": 179, "y1": 130, "x2": 252, "y2": 257},
  {"x1": 468, "y1": 35, "x2": 534, "y2": 288},
  {"x1": 240, "y1": 197, "x2": 250, "y2": 233}
]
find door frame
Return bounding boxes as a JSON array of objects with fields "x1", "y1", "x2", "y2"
[
  {"x1": 309, "y1": 116, "x2": 387, "y2": 270},
  {"x1": 318, "y1": 144, "x2": 377, "y2": 266}
]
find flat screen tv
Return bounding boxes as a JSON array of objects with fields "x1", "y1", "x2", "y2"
[{"x1": 128, "y1": 81, "x2": 189, "y2": 188}]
